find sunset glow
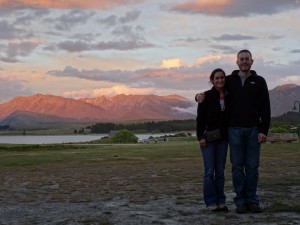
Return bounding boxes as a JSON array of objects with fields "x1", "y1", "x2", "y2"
[{"x1": 0, "y1": 0, "x2": 299, "y2": 103}]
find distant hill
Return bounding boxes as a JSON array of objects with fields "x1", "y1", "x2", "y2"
[
  {"x1": 0, "y1": 94, "x2": 195, "y2": 126},
  {"x1": 0, "y1": 110, "x2": 76, "y2": 126},
  {"x1": 269, "y1": 84, "x2": 300, "y2": 117}
]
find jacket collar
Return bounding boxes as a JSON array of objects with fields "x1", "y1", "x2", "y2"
[
  {"x1": 210, "y1": 86, "x2": 227, "y2": 95},
  {"x1": 231, "y1": 70, "x2": 257, "y2": 76}
]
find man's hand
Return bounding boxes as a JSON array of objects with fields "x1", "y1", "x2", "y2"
[
  {"x1": 258, "y1": 133, "x2": 267, "y2": 143},
  {"x1": 199, "y1": 139, "x2": 207, "y2": 147},
  {"x1": 195, "y1": 93, "x2": 205, "y2": 103}
]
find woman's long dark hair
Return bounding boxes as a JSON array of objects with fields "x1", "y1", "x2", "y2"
[{"x1": 209, "y1": 68, "x2": 226, "y2": 84}]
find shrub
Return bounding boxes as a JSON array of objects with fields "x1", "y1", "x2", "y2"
[
  {"x1": 111, "y1": 129, "x2": 138, "y2": 143},
  {"x1": 270, "y1": 127, "x2": 289, "y2": 133}
]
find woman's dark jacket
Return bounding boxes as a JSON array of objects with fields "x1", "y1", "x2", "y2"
[{"x1": 196, "y1": 87, "x2": 229, "y2": 141}]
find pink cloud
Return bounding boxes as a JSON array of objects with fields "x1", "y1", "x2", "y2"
[
  {"x1": 170, "y1": 0, "x2": 230, "y2": 14},
  {"x1": 63, "y1": 85, "x2": 154, "y2": 98},
  {"x1": 0, "y1": 0, "x2": 142, "y2": 9}
]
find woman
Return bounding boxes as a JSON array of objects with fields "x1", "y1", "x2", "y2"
[{"x1": 196, "y1": 68, "x2": 229, "y2": 212}]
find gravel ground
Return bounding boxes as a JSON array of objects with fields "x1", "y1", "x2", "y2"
[{"x1": 1, "y1": 160, "x2": 299, "y2": 225}]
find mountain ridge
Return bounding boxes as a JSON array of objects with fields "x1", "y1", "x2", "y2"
[
  {"x1": 1, "y1": 83, "x2": 300, "y2": 126},
  {"x1": 0, "y1": 93, "x2": 195, "y2": 125}
]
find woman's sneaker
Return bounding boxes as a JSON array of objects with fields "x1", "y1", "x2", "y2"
[{"x1": 206, "y1": 205, "x2": 219, "y2": 211}]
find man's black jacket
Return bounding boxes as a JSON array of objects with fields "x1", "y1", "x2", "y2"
[{"x1": 225, "y1": 70, "x2": 270, "y2": 135}]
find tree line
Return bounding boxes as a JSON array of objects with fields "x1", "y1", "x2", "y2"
[
  {"x1": 89, "y1": 112, "x2": 300, "y2": 134},
  {"x1": 90, "y1": 119, "x2": 196, "y2": 133}
]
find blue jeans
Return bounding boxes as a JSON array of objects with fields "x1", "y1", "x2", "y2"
[
  {"x1": 228, "y1": 127, "x2": 261, "y2": 205},
  {"x1": 200, "y1": 139, "x2": 228, "y2": 206}
]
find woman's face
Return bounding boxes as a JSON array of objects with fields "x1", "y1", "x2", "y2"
[{"x1": 212, "y1": 71, "x2": 225, "y2": 89}]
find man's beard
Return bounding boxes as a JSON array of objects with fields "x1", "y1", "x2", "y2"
[{"x1": 239, "y1": 65, "x2": 251, "y2": 72}]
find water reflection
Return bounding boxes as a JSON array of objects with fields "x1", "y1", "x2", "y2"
[{"x1": 0, "y1": 133, "x2": 172, "y2": 144}]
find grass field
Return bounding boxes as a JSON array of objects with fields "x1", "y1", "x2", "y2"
[{"x1": 0, "y1": 139, "x2": 299, "y2": 224}]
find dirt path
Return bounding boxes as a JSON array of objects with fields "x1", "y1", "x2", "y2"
[{"x1": 1, "y1": 160, "x2": 299, "y2": 225}]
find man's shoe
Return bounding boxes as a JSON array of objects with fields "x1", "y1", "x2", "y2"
[
  {"x1": 236, "y1": 204, "x2": 247, "y2": 214},
  {"x1": 217, "y1": 204, "x2": 229, "y2": 212},
  {"x1": 247, "y1": 204, "x2": 263, "y2": 213}
]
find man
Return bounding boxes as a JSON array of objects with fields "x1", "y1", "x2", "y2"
[{"x1": 195, "y1": 49, "x2": 271, "y2": 213}]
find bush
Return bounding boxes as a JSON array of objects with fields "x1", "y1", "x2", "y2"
[
  {"x1": 111, "y1": 129, "x2": 138, "y2": 143},
  {"x1": 270, "y1": 127, "x2": 289, "y2": 133}
]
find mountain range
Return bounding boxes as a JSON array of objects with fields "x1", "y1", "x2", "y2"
[
  {"x1": 0, "y1": 84, "x2": 299, "y2": 126},
  {"x1": 0, "y1": 94, "x2": 195, "y2": 126}
]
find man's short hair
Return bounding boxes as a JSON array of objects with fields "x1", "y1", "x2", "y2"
[{"x1": 237, "y1": 49, "x2": 252, "y2": 58}]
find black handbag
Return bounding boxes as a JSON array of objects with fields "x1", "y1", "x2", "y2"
[{"x1": 205, "y1": 129, "x2": 221, "y2": 142}]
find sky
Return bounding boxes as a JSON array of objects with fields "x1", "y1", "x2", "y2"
[{"x1": 0, "y1": 0, "x2": 300, "y2": 103}]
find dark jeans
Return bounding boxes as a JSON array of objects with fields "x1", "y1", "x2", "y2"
[
  {"x1": 228, "y1": 127, "x2": 261, "y2": 205},
  {"x1": 200, "y1": 139, "x2": 228, "y2": 206}
]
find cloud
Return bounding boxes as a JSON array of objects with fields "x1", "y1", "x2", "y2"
[
  {"x1": 209, "y1": 45, "x2": 237, "y2": 54},
  {"x1": 111, "y1": 25, "x2": 141, "y2": 38},
  {"x1": 196, "y1": 55, "x2": 222, "y2": 66},
  {"x1": 119, "y1": 10, "x2": 141, "y2": 23},
  {"x1": 0, "y1": 0, "x2": 142, "y2": 9},
  {"x1": 13, "y1": 8, "x2": 50, "y2": 25},
  {"x1": 212, "y1": 34, "x2": 257, "y2": 41},
  {"x1": 0, "y1": 39, "x2": 41, "y2": 62},
  {"x1": 98, "y1": 15, "x2": 118, "y2": 27},
  {"x1": 46, "y1": 55, "x2": 230, "y2": 91},
  {"x1": 279, "y1": 75, "x2": 300, "y2": 84},
  {"x1": 289, "y1": 49, "x2": 300, "y2": 53},
  {"x1": 50, "y1": 53, "x2": 300, "y2": 94},
  {"x1": 171, "y1": 37, "x2": 207, "y2": 47},
  {"x1": 63, "y1": 85, "x2": 154, "y2": 98},
  {"x1": 160, "y1": 58, "x2": 186, "y2": 69},
  {"x1": 169, "y1": 0, "x2": 300, "y2": 17},
  {"x1": 53, "y1": 10, "x2": 95, "y2": 31},
  {"x1": 41, "y1": 9, "x2": 150, "y2": 53},
  {"x1": 94, "y1": 39, "x2": 154, "y2": 51},
  {"x1": 57, "y1": 40, "x2": 91, "y2": 52},
  {"x1": 269, "y1": 35, "x2": 285, "y2": 40},
  {"x1": 0, "y1": 20, "x2": 22, "y2": 39},
  {"x1": 0, "y1": 77, "x2": 33, "y2": 102},
  {"x1": 6, "y1": 40, "x2": 40, "y2": 58},
  {"x1": 47, "y1": 66, "x2": 133, "y2": 83},
  {"x1": 46, "y1": 38, "x2": 154, "y2": 52},
  {"x1": 172, "y1": 106, "x2": 196, "y2": 115},
  {"x1": 0, "y1": 57, "x2": 20, "y2": 63},
  {"x1": 249, "y1": 58, "x2": 300, "y2": 91},
  {"x1": 97, "y1": 9, "x2": 141, "y2": 29}
]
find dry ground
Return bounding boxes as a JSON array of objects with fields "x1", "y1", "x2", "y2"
[{"x1": 0, "y1": 143, "x2": 300, "y2": 225}]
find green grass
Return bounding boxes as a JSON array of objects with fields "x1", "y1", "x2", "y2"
[
  {"x1": 0, "y1": 139, "x2": 299, "y2": 168},
  {"x1": 0, "y1": 140, "x2": 200, "y2": 167}
]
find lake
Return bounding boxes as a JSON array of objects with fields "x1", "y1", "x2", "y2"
[{"x1": 0, "y1": 133, "x2": 171, "y2": 144}]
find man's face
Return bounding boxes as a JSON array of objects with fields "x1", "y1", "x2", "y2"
[{"x1": 236, "y1": 52, "x2": 253, "y2": 73}]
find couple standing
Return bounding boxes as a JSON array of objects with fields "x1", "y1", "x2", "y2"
[{"x1": 196, "y1": 49, "x2": 271, "y2": 213}]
